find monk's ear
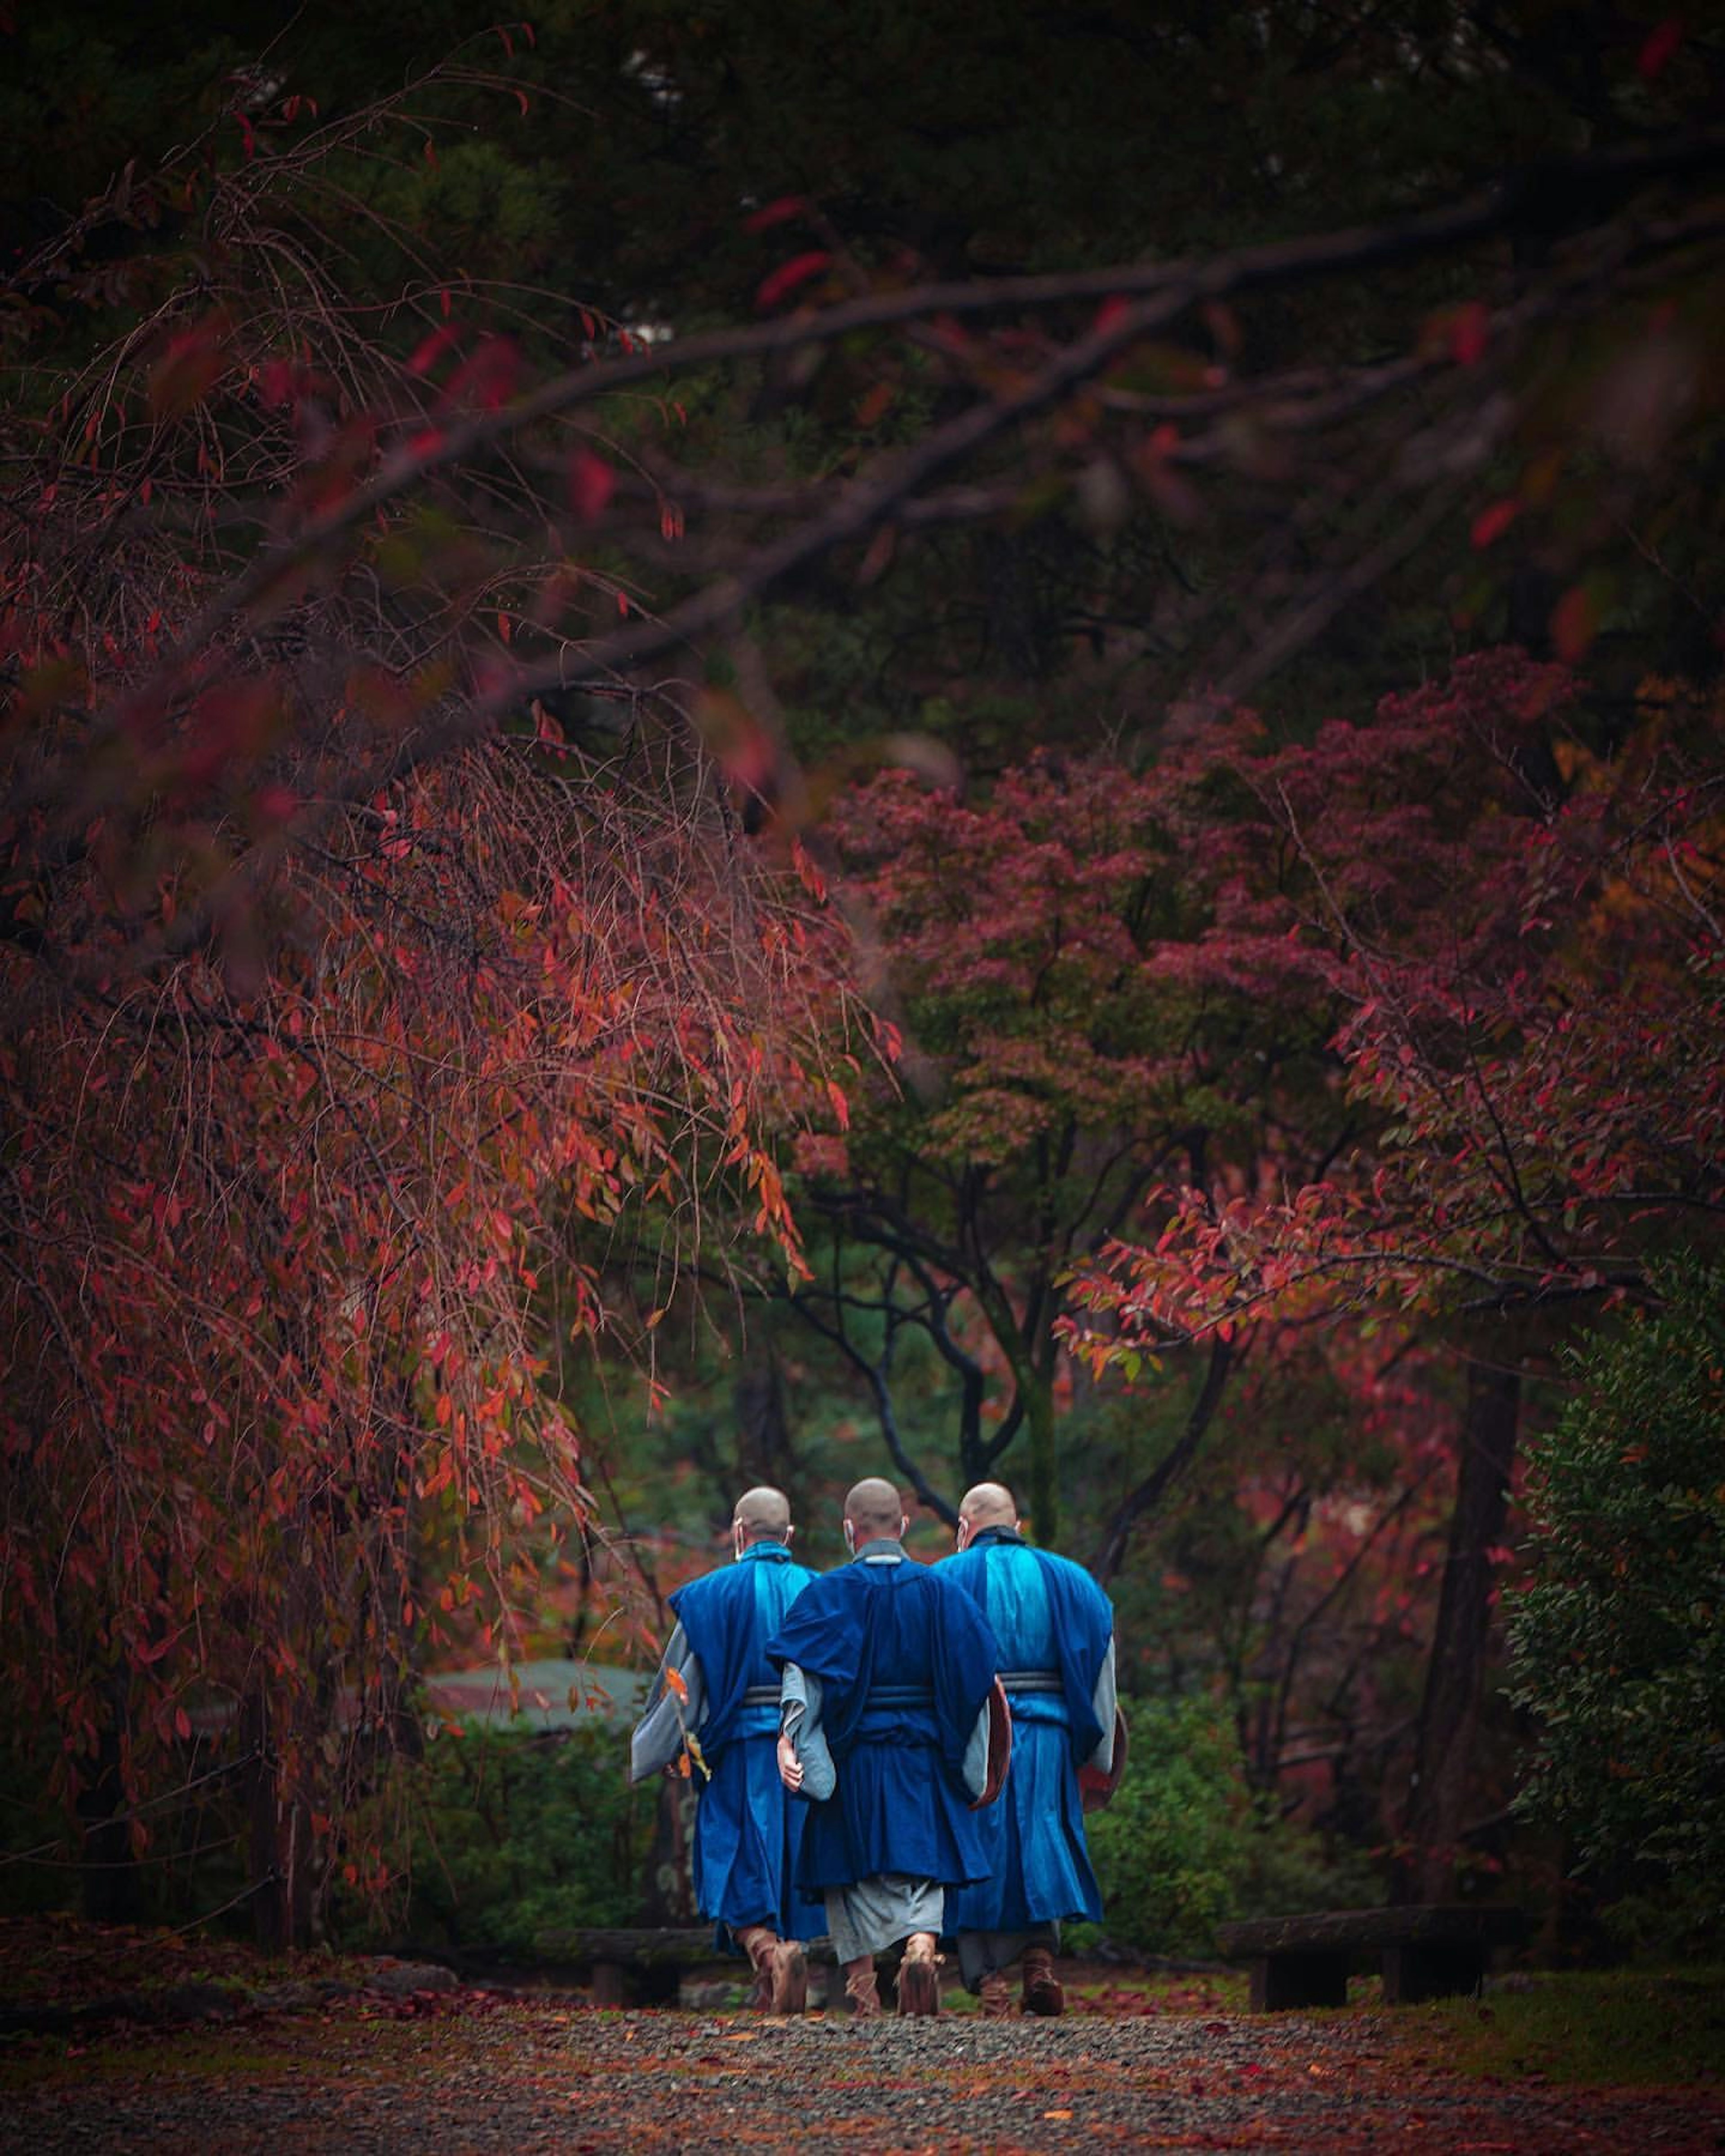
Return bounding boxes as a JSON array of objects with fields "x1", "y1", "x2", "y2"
[{"x1": 899, "y1": 1514, "x2": 909, "y2": 1541}]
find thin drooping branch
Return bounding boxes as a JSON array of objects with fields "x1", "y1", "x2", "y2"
[
  {"x1": 1091, "y1": 1332, "x2": 1237, "y2": 1581},
  {"x1": 787, "y1": 1284, "x2": 958, "y2": 1525},
  {"x1": 65, "y1": 135, "x2": 1725, "y2": 825}
]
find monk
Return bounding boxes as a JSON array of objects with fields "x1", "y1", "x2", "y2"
[
  {"x1": 769, "y1": 1477, "x2": 1004, "y2": 2019},
  {"x1": 629, "y1": 1485, "x2": 822, "y2": 2012},
  {"x1": 940, "y1": 1480, "x2": 1117, "y2": 2017}
]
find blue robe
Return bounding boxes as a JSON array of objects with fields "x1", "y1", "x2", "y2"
[
  {"x1": 940, "y1": 1528, "x2": 1115, "y2": 1931},
  {"x1": 767, "y1": 1545, "x2": 1000, "y2": 1900},
  {"x1": 641, "y1": 1542, "x2": 823, "y2": 1941}
]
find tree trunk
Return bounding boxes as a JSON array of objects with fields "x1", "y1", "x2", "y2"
[
  {"x1": 245, "y1": 1690, "x2": 317, "y2": 1953},
  {"x1": 734, "y1": 1350, "x2": 796, "y2": 1496},
  {"x1": 1091, "y1": 1336, "x2": 1234, "y2": 1581},
  {"x1": 76, "y1": 1674, "x2": 144, "y2": 1926},
  {"x1": 1397, "y1": 1361, "x2": 1520, "y2": 1904},
  {"x1": 1023, "y1": 1373, "x2": 1057, "y2": 1546}
]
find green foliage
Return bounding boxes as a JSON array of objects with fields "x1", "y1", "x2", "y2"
[
  {"x1": 1087, "y1": 1695, "x2": 1386, "y2": 1953},
  {"x1": 1234, "y1": 1813, "x2": 1384, "y2": 1924},
  {"x1": 1086, "y1": 1696, "x2": 1252, "y2": 1952},
  {"x1": 1426, "y1": 1967, "x2": 1725, "y2": 2089},
  {"x1": 351, "y1": 1724, "x2": 655, "y2": 1956},
  {"x1": 1506, "y1": 1259, "x2": 1725, "y2": 1906}
]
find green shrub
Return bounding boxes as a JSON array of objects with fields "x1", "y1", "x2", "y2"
[
  {"x1": 355, "y1": 1721, "x2": 657, "y2": 1957},
  {"x1": 1234, "y1": 1809, "x2": 1383, "y2": 1921},
  {"x1": 1505, "y1": 1257, "x2": 1725, "y2": 1923},
  {"x1": 1086, "y1": 1696, "x2": 1253, "y2": 1952},
  {"x1": 1085, "y1": 1695, "x2": 1386, "y2": 1954}
]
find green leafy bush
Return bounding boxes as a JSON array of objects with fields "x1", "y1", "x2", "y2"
[
  {"x1": 1234, "y1": 1809, "x2": 1384, "y2": 1921},
  {"x1": 1506, "y1": 1259, "x2": 1725, "y2": 1922},
  {"x1": 371, "y1": 1722, "x2": 656, "y2": 1956},
  {"x1": 1085, "y1": 1695, "x2": 1386, "y2": 1953},
  {"x1": 1085, "y1": 1696, "x2": 1253, "y2": 1952}
]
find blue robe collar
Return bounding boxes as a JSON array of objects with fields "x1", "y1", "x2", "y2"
[
  {"x1": 969, "y1": 1524, "x2": 1025, "y2": 1548},
  {"x1": 851, "y1": 1536, "x2": 906, "y2": 1564},
  {"x1": 739, "y1": 1539, "x2": 794, "y2": 1563}
]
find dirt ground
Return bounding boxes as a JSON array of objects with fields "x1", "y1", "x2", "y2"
[{"x1": 3, "y1": 1975, "x2": 1723, "y2": 2155}]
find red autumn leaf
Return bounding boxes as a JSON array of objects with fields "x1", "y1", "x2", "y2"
[
  {"x1": 443, "y1": 334, "x2": 519, "y2": 411},
  {"x1": 1470, "y1": 499, "x2": 1519, "y2": 549},
  {"x1": 256, "y1": 358, "x2": 301, "y2": 410},
  {"x1": 408, "y1": 323, "x2": 463, "y2": 378},
  {"x1": 1448, "y1": 301, "x2": 1490, "y2": 366},
  {"x1": 148, "y1": 316, "x2": 231, "y2": 421},
  {"x1": 1637, "y1": 17, "x2": 1684, "y2": 80},
  {"x1": 1550, "y1": 583, "x2": 1598, "y2": 662},
  {"x1": 755, "y1": 250, "x2": 832, "y2": 311},
  {"x1": 567, "y1": 449, "x2": 615, "y2": 523},
  {"x1": 744, "y1": 195, "x2": 808, "y2": 233}
]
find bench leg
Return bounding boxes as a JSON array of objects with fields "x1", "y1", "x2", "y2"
[
  {"x1": 1381, "y1": 1943, "x2": 1486, "y2": 2005},
  {"x1": 1251, "y1": 1951, "x2": 1349, "y2": 2012},
  {"x1": 591, "y1": 1960, "x2": 629, "y2": 2008}
]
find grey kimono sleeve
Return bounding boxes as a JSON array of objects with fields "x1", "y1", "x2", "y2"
[
  {"x1": 1088, "y1": 1636, "x2": 1118, "y2": 1773},
  {"x1": 778, "y1": 1662, "x2": 836, "y2": 1801},
  {"x1": 960, "y1": 1692, "x2": 998, "y2": 1802},
  {"x1": 628, "y1": 1622, "x2": 706, "y2": 1782}
]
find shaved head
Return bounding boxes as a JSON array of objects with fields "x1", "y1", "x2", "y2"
[
  {"x1": 955, "y1": 1480, "x2": 1019, "y2": 1550},
  {"x1": 843, "y1": 1477, "x2": 906, "y2": 1541},
  {"x1": 733, "y1": 1485, "x2": 792, "y2": 1545},
  {"x1": 959, "y1": 1482, "x2": 1018, "y2": 1530}
]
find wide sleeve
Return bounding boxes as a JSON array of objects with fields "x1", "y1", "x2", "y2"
[
  {"x1": 766, "y1": 1574, "x2": 862, "y2": 1689},
  {"x1": 778, "y1": 1663, "x2": 836, "y2": 1802},
  {"x1": 1087, "y1": 1635, "x2": 1118, "y2": 1773},
  {"x1": 1045, "y1": 1560, "x2": 1113, "y2": 1765},
  {"x1": 628, "y1": 1622, "x2": 707, "y2": 1782},
  {"x1": 929, "y1": 1576, "x2": 1001, "y2": 1780},
  {"x1": 960, "y1": 1691, "x2": 995, "y2": 1802}
]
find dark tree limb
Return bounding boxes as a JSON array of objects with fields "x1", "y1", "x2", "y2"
[
  {"x1": 1396, "y1": 1359, "x2": 1520, "y2": 1904},
  {"x1": 1091, "y1": 1331, "x2": 1237, "y2": 1581}
]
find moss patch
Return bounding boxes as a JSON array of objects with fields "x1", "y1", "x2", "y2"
[{"x1": 1414, "y1": 1967, "x2": 1725, "y2": 2088}]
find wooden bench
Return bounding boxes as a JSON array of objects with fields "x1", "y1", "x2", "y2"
[
  {"x1": 1215, "y1": 1905, "x2": 1525, "y2": 2011},
  {"x1": 533, "y1": 1926, "x2": 840, "y2": 2009}
]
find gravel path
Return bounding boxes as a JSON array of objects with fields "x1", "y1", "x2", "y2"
[{"x1": 3, "y1": 1995, "x2": 1721, "y2": 2154}]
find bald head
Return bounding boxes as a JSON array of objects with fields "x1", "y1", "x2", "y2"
[
  {"x1": 956, "y1": 1481, "x2": 1018, "y2": 1550},
  {"x1": 959, "y1": 1482, "x2": 1017, "y2": 1531},
  {"x1": 843, "y1": 1477, "x2": 907, "y2": 1543},
  {"x1": 733, "y1": 1485, "x2": 792, "y2": 1547}
]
